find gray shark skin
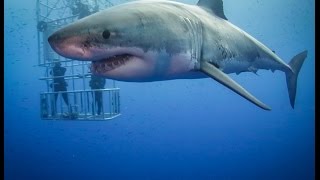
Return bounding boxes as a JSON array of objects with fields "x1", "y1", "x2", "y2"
[{"x1": 48, "y1": 0, "x2": 308, "y2": 110}]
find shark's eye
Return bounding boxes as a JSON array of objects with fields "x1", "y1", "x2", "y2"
[{"x1": 102, "y1": 30, "x2": 110, "y2": 39}]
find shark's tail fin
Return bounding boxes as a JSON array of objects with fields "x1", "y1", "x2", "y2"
[{"x1": 285, "y1": 50, "x2": 308, "y2": 108}]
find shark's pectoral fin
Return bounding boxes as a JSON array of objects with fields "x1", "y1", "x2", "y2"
[{"x1": 200, "y1": 61, "x2": 271, "y2": 110}]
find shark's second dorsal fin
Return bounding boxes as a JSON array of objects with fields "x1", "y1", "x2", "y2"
[{"x1": 197, "y1": 0, "x2": 228, "y2": 20}]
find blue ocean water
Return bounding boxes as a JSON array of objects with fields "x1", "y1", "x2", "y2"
[{"x1": 4, "y1": 0, "x2": 315, "y2": 179}]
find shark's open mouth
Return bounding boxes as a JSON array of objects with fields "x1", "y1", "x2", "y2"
[{"x1": 91, "y1": 54, "x2": 133, "y2": 73}]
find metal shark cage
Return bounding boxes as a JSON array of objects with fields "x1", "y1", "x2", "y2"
[{"x1": 36, "y1": 0, "x2": 121, "y2": 120}]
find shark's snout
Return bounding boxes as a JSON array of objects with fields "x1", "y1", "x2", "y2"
[
  {"x1": 48, "y1": 31, "x2": 89, "y2": 60},
  {"x1": 48, "y1": 33, "x2": 64, "y2": 53},
  {"x1": 48, "y1": 33, "x2": 58, "y2": 44}
]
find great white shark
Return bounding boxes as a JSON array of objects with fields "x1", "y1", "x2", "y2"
[{"x1": 48, "y1": 0, "x2": 308, "y2": 110}]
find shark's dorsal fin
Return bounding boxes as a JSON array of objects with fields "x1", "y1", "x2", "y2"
[
  {"x1": 197, "y1": 0, "x2": 228, "y2": 20},
  {"x1": 200, "y1": 61, "x2": 271, "y2": 110}
]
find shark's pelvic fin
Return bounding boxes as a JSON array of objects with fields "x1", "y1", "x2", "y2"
[
  {"x1": 285, "y1": 50, "x2": 308, "y2": 108},
  {"x1": 197, "y1": 0, "x2": 228, "y2": 20},
  {"x1": 200, "y1": 61, "x2": 271, "y2": 110}
]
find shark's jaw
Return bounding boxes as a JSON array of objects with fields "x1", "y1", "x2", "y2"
[
  {"x1": 48, "y1": 31, "x2": 155, "y2": 81},
  {"x1": 89, "y1": 52, "x2": 158, "y2": 81},
  {"x1": 49, "y1": 37, "x2": 151, "y2": 81},
  {"x1": 91, "y1": 54, "x2": 133, "y2": 73}
]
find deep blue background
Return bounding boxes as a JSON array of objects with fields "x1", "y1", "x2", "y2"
[{"x1": 4, "y1": 0, "x2": 315, "y2": 179}]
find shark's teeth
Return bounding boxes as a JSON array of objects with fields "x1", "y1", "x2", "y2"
[{"x1": 91, "y1": 54, "x2": 132, "y2": 73}]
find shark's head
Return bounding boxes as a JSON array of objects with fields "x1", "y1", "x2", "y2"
[
  {"x1": 48, "y1": 1, "x2": 199, "y2": 81},
  {"x1": 49, "y1": 3, "x2": 156, "y2": 81}
]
